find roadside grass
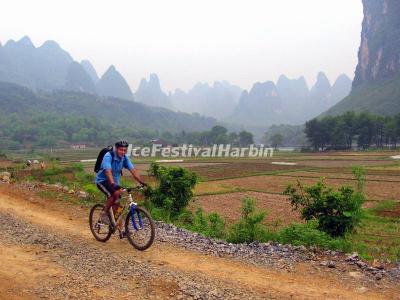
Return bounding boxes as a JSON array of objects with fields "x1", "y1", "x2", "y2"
[
  {"x1": 23, "y1": 162, "x2": 155, "y2": 208},
  {"x1": 349, "y1": 200, "x2": 400, "y2": 261},
  {"x1": 16, "y1": 162, "x2": 105, "y2": 207},
  {"x1": 35, "y1": 189, "x2": 98, "y2": 207}
]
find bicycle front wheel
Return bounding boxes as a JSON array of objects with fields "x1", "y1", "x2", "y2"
[{"x1": 125, "y1": 206, "x2": 155, "y2": 251}]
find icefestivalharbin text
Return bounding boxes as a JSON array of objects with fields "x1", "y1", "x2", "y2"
[{"x1": 126, "y1": 144, "x2": 274, "y2": 158}]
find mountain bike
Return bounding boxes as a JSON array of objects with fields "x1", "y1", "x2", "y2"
[{"x1": 89, "y1": 186, "x2": 155, "y2": 251}]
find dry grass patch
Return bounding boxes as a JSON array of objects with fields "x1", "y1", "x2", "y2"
[
  {"x1": 207, "y1": 175, "x2": 400, "y2": 201},
  {"x1": 194, "y1": 181, "x2": 244, "y2": 195},
  {"x1": 192, "y1": 191, "x2": 300, "y2": 227},
  {"x1": 188, "y1": 161, "x2": 303, "y2": 180},
  {"x1": 291, "y1": 152, "x2": 395, "y2": 160},
  {"x1": 0, "y1": 159, "x2": 16, "y2": 168},
  {"x1": 295, "y1": 160, "x2": 395, "y2": 168},
  {"x1": 277, "y1": 170, "x2": 400, "y2": 182}
]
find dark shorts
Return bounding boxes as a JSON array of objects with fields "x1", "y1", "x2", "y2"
[{"x1": 96, "y1": 180, "x2": 121, "y2": 198}]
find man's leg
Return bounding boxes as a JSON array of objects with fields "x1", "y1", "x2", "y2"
[
  {"x1": 107, "y1": 190, "x2": 126, "y2": 237},
  {"x1": 98, "y1": 186, "x2": 126, "y2": 238},
  {"x1": 97, "y1": 181, "x2": 120, "y2": 224},
  {"x1": 103, "y1": 189, "x2": 121, "y2": 215}
]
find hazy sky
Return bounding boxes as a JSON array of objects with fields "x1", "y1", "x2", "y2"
[{"x1": 1, "y1": 0, "x2": 363, "y2": 92}]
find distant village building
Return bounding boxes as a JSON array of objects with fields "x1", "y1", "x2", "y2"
[{"x1": 70, "y1": 144, "x2": 86, "y2": 149}]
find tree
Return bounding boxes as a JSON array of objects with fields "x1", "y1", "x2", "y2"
[
  {"x1": 208, "y1": 125, "x2": 229, "y2": 145},
  {"x1": 270, "y1": 133, "x2": 283, "y2": 149},
  {"x1": 356, "y1": 112, "x2": 376, "y2": 149},
  {"x1": 229, "y1": 132, "x2": 239, "y2": 145},
  {"x1": 238, "y1": 131, "x2": 254, "y2": 146},
  {"x1": 305, "y1": 118, "x2": 323, "y2": 150},
  {"x1": 340, "y1": 111, "x2": 357, "y2": 149},
  {"x1": 304, "y1": 111, "x2": 400, "y2": 151}
]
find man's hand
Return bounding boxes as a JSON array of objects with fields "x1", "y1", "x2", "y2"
[
  {"x1": 139, "y1": 182, "x2": 147, "y2": 188},
  {"x1": 129, "y1": 168, "x2": 146, "y2": 187}
]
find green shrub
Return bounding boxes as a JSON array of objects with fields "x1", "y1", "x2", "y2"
[
  {"x1": 25, "y1": 175, "x2": 35, "y2": 181},
  {"x1": 43, "y1": 165, "x2": 65, "y2": 176},
  {"x1": 284, "y1": 167, "x2": 365, "y2": 237},
  {"x1": 175, "y1": 209, "x2": 195, "y2": 226},
  {"x1": 70, "y1": 163, "x2": 84, "y2": 172},
  {"x1": 352, "y1": 165, "x2": 366, "y2": 192},
  {"x1": 147, "y1": 162, "x2": 197, "y2": 215},
  {"x1": 185, "y1": 208, "x2": 226, "y2": 239},
  {"x1": 227, "y1": 197, "x2": 273, "y2": 243},
  {"x1": 207, "y1": 212, "x2": 226, "y2": 239},
  {"x1": 74, "y1": 171, "x2": 95, "y2": 185},
  {"x1": 150, "y1": 207, "x2": 172, "y2": 223},
  {"x1": 83, "y1": 183, "x2": 100, "y2": 199},
  {"x1": 192, "y1": 208, "x2": 209, "y2": 233},
  {"x1": 277, "y1": 222, "x2": 351, "y2": 252},
  {"x1": 141, "y1": 196, "x2": 171, "y2": 223}
]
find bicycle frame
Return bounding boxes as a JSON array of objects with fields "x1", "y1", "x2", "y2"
[{"x1": 108, "y1": 188, "x2": 143, "y2": 232}]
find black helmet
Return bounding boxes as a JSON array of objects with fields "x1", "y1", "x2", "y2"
[{"x1": 115, "y1": 140, "x2": 129, "y2": 148}]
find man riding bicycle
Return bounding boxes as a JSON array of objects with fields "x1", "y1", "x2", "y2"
[{"x1": 96, "y1": 140, "x2": 146, "y2": 236}]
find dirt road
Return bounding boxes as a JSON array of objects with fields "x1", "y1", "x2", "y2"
[{"x1": 0, "y1": 184, "x2": 399, "y2": 299}]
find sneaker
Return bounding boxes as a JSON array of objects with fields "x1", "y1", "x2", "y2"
[{"x1": 98, "y1": 211, "x2": 110, "y2": 225}]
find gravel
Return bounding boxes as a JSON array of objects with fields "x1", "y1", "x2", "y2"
[
  {"x1": 0, "y1": 211, "x2": 267, "y2": 300},
  {"x1": 155, "y1": 221, "x2": 308, "y2": 271},
  {"x1": 154, "y1": 222, "x2": 399, "y2": 281}
]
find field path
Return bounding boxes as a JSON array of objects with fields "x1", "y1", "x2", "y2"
[{"x1": 0, "y1": 185, "x2": 399, "y2": 299}]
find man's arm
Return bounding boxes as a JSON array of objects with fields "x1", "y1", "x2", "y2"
[
  {"x1": 102, "y1": 153, "x2": 115, "y2": 185},
  {"x1": 129, "y1": 168, "x2": 145, "y2": 185},
  {"x1": 124, "y1": 155, "x2": 145, "y2": 185},
  {"x1": 105, "y1": 169, "x2": 115, "y2": 185}
]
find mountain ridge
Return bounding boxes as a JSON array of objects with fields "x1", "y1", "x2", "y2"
[
  {"x1": 0, "y1": 35, "x2": 353, "y2": 125},
  {"x1": 228, "y1": 72, "x2": 351, "y2": 127},
  {"x1": 0, "y1": 36, "x2": 133, "y2": 101},
  {"x1": 134, "y1": 73, "x2": 172, "y2": 108},
  {"x1": 97, "y1": 65, "x2": 133, "y2": 100},
  {"x1": 324, "y1": 0, "x2": 400, "y2": 116},
  {"x1": 170, "y1": 80, "x2": 242, "y2": 118},
  {"x1": 0, "y1": 80, "x2": 217, "y2": 135}
]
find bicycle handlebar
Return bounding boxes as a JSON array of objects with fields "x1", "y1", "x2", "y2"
[{"x1": 121, "y1": 185, "x2": 146, "y2": 193}]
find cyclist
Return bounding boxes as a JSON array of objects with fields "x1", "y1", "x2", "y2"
[{"x1": 96, "y1": 140, "x2": 146, "y2": 235}]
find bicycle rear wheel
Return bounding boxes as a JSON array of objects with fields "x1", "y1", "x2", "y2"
[
  {"x1": 89, "y1": 204, "x2": 112, "y2": 242},
  {"x1": 125, "y1": 207, "x2": 155, "y2": 251}
]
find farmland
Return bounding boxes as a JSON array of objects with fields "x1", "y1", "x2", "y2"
[{"x1": 2, "y1": 148, "x2": 400, "y2": 261}]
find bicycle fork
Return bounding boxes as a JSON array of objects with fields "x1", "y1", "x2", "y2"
[
  {"x1": 128, "y1": 194, "x2": 143, "y2": 231},
  {"x1": 129, "y1": 205, "x2": 144, "y2": 231}
]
